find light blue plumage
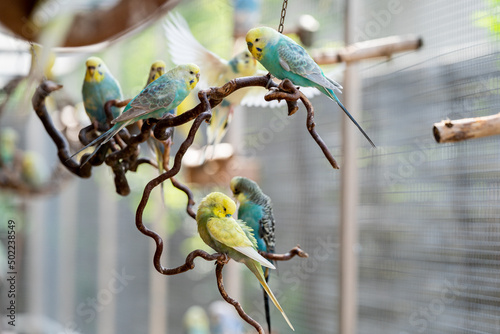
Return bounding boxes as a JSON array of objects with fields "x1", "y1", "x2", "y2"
[
  {"x1": 230, "y1": 176, "x2": 276, "y2": 333},
  {"x1": 246, "y1": 27, "x2": 375, "y2": 147},
  {"x1": 82, "y1": 57, "x2": 123, "y2": 128},
  {"x1": 71, "y1": 63, "x2": 200, "y2": 165}
]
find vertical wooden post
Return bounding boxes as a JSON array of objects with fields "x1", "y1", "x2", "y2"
[{"x1": 340, "y1": 0, "x2": 360, "y2": 333}]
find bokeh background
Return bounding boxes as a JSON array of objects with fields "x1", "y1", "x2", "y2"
[{"x1": 1, "y1": 0, "x2": 499, "y2": 333}]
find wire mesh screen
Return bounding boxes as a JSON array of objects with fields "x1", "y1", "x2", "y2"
[
  {"x1": 243, "y1": 0, "x2": 500, "y2": 333},
  {"x1": 4, "y1": 0, "x2": 500, "y2": 333}
]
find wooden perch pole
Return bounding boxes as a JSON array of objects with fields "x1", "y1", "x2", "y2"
[
  {"x1": 433, "y1": 113, "x2": 500, "y2": 143},
  {"x1": 312, "y1": 34, "x2": 423, "y2": 65}
]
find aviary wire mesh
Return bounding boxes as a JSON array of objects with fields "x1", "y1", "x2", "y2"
[
  {"x1": 243, "y1": 0, "x2": 500, "y2": 333},
  {"x1": 9, "y1": 0, "x2": 500, "y2": 333}
]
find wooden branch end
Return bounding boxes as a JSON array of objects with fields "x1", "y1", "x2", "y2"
[{"x1": 433, "y1": 113, "x2": 500, "y2": 144}]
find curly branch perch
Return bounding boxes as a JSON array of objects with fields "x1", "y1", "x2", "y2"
[{"x1": 32, "y1": 76, "x2": 321, "y2": 332}]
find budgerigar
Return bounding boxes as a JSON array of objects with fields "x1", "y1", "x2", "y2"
[
  {"x1": 164, "y1": 13, "x2": 258, "y2": 150},
  {"x1": 143, "y1": 60, "x2": 171, "y2": 175},
  {"x1": 0, "y1": 128, "x2": 19, "y2": 169},
  {"x1": 246, "y1": 27, "x2": 376, "y2": 147},
  {"x1": 230, "y1": 176, "x2": 276, "y2": 333},
  {"x1": 196, "y1": 192, "x2": 294, "y2": 331},
  {"x1": 82, "y1": 57, "x2": 123, "y2": 129},
  {"x1": 71, "y1": 63, "x2": 200, "y2": 165}
]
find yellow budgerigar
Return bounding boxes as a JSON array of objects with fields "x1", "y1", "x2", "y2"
[{"x1": 196, "y1": 192, "x2": 294, "y2": 331}]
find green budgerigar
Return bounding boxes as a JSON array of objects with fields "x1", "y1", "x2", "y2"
[
  {"x1": 143, "y1": 60, "x2": 171, "y2": 175},
  {"x1": 196, "y1": 192, "x2": 294, "y2": 331},
  {"x1": 230, "y1": 176, "x2": 276, "y2": 333},
  {"x1": 71, "y1": 63, "x2": 200, "y2": 165},
  {"x1": 82, "y1": 56, "x2": 123, "y2": 129},
  {"x1": 246, "y1": 27, "x2": 375, "y2": 147}
]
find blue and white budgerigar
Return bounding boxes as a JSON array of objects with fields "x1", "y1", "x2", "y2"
[
  {"x1": 71, "y1": 63, "x2": 200, "y2": 165},
  {"x1": 230, "y1": 176, "x2": 276, "y2": 333},
  {"x1": 82, "y1": 56, "x2": 123, "y2": 129},
  {"x1": 246, "y1": 27, "x2": 375, "y2": 147},
  {"x1": 164, "y1": 13, "x2": 258, "y2": 150},
  {"x1": 196, "y1": 192, "x2": 294, "y2": 331}
]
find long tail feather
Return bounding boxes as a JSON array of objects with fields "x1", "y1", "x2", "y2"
[
  {"x1": 263, "y1": 267, "x2": 271, "y2": 333},
  {"x1": 68, "y1": 123, "x2": 125, "y2": 165},
  {"x1": 327, "y1": 89, "x2": 376, "y2": 148},
  {"x1": 246, "y1": 260, "x2": 294, "y2": 331}
]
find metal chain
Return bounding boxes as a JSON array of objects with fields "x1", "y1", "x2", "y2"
[{"x1": 278, "y1": 0, "x2": 288, "y2": 33}]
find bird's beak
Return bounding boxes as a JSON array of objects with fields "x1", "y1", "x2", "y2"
[
  {"x1": 247, "y1": 41, "x2": 253, "y2": 50},
  {"x1": 88, "y1": 67, "x2": 95, "y2": 77}
]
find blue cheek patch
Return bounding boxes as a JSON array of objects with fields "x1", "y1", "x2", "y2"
[
  {"x1": 256, "y1": 47, "x2": 262, "y2": 52},
  {"x1": 225, "y1": 214, "x2": 232, "y2": 218},
  {"x1": 189, "y1": 80, "x2": 194, "y2": 85}
]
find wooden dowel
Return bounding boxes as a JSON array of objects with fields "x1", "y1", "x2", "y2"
[
  {"x1": 433, "y1": 113, "x2": 500, "y2": 143},
  {"x1": 312, "y1": 34, "x2": 423, "y2": 65}
]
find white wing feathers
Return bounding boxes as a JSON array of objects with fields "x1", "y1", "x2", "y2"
[
  {"x1": 164, "y1": 12, "x2": 228, "y2": 87},
  {"x1": 233, "y1": 246, "x2": 275, "y2": 269}
]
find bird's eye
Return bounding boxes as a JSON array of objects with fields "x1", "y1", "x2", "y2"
[
  {"x1": 190, "y1": 71, "x2": 194, "y2": 75},
  {"x1": 223, "y1": 207, "x2": 227, "y2": 212},
  {"x1": 255, "y1": 38, "x2": 259, "y2": 42}
]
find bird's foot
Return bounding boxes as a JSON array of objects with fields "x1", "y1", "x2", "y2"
[
  {"x1": 216, "y1": 253, "x2": 230, "y2": 265},
  {"x1": 265, "y1": 73, "x2": 275, "y2": 90}
]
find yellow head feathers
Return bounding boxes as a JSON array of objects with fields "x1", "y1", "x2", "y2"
[
  {"x1": 175, "y1": 63, "x2": 201, "y2": 90},
  {"x1": 147, "y1": 60, "x2": 167, "y2": 85},
  {"x1": 233, "y1": 51, "x2": 257, "y2": 77},
  {"x1": 85, "y1": 56, "x2": 106, "y2": 83},
  {"x1": 246, "y1": 27, "x2": 279, "y2": 61},
  {"x1": 201, "y1": 192, "x2": 237, "y2": 218}
]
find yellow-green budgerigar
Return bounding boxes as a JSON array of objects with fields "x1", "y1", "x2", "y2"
[
  {"x1": 82, "y1": 56, "x2": 123, "y2": 129},
  {"x1": 146, "y1": 60, "x2": 167, "y2": 86},
  {"x1": 164, "y1": 13, "x2": 258, "y2": 149},
  {"x1": 196, "y1": 192, "x2": 294, "y2": 331},
  {"x1": 71, "y1": 63, "x2": 200, "y2": 165},
  {"x1": 143, "y1": 60, "x2": 171, "y2": 175},
  {"x1": 246, "y1": 27, "x2": 376, "y2": 147}
]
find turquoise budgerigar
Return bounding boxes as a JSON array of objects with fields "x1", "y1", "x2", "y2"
[
  {"x1": 82, "y1": 56, "x2": 123, "y2": 129},
  {"x1": 71, "y1": 63, "x2": 200, "y2": 165},
  {"x1": 164, "y1": 13, "x2": 258, "y2": 151},
  {"x1": 196, "y1": 192, "x2": 294, "y2": 331},
  {"x1": 230, "y1": 176, "x2": 276, "y2": 334},
  {"x1": 246, "y1": 27, "x2": 376, "y2": 147}
]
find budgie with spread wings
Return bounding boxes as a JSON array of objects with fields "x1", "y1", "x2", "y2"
[
  {"x1": 196, "y1": 192, "x2": 294, "y2": 331},
  {"x1": 246, "y1": 26, "x2": 376, "y2": 147},
  {"x1": 82, "y1": 56, "x2": 123, "y2": 129},
  {"x1": 71, "y1": 63, "x2": 200, "y2": 165},
  {"x1": 164, "y1": 13, "x2": 258, "y2": 149}
]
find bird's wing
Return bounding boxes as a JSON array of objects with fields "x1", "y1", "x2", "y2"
[
  {"x1": 164, "y1": 12, "x2": 228, "y2": 87},
  {"x1": 260, "y1": 205, "x2": 276, "y2": 253},
  {"x1": 112, "y1": 79, "x2": 177, "y2": 123},
  {"x1": 207, "y1": 217, "x2": 275, "y2": 268},
  {"x1": 277, "y1": 38, "x2": 342, "y2": 93}
]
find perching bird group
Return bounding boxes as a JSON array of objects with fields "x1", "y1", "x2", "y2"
[{"x1": 69, "y1": 16, "x2": 377, "y2": 333}]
